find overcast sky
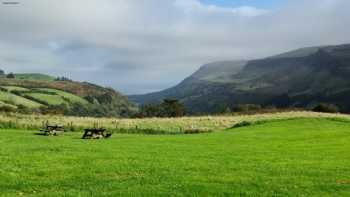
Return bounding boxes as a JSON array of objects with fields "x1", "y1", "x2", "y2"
[{"x1": 0, "y1": 0, "x2": 349, "y2": 94}]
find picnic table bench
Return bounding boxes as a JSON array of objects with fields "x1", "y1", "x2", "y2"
[
  {"x1": 40, "y1": 125, "x2": 65, "y2": 136},
  {"x1": 82, "y1": 128, "x2": 112, "y2": 139}
]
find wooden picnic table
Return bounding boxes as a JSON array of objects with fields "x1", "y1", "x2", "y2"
[
  {"x1": 40, "y1": 125, "x2": 65, "y2": 136},
  {"x1": 82, "y1": 128, "x2": 112, "y2": 139}
]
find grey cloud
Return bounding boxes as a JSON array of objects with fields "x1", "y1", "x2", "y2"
[{"x1": 0, "y1": 0, "x2": 349, "y2": 94}]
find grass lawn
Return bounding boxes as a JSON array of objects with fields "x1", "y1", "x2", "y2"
[{"x1": 0, "y1": 118, "x2": 349, "y2": 196}]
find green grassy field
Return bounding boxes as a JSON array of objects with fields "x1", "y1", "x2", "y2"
[
  {"x1": 0, "y1": 101, "x2": 17, "y2": 109},
  {"x1": 1, "y1": 86, "x2": 30, "y2": 92},
  {"x1": 0, "y1": 86, "x2": 89, "y2": 110},
  {"x1": 0, "y1": 91, "x2": 42, "y2": 108},
  {"x1": 24, "y1": 93, "x2": 68, "y2": 106},
  {"x1": 0, "y1": 118, "x2": 349, "y2": 196},
  {"x1": 35, "y1": 88, "x2": 89, "y2": 105}
]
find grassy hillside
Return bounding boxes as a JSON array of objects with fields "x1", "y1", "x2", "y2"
[
  {"x1": 0, "y1": 101, "x2": 18, "y2": 109},
  {"x1": 0, "y1": 91, "x2": 42, "y2": 108},
  {"x1": 131, "y1": 43, "x2": 350, "y2": 114},
  {"x1": 2, "y1": 86, "x2": 30, "y2": 92},
  {"x1": 36, "y1": 88, "x2": 89, "y2": 105},
  {"x1": 24, "y1": 92, "x2": 71, "y2": 106},
  {"x1": 21, "y1": 89, "x2": 89, "y2": 106},
  {"x1": 0, "y1": 74, "x2": 137, "y2": 117},
  {"x1": 190, "y1": 61, "x2": 246, "y2": 83},
  {"x1": 1, "y1": 118, "x2": 349, "y2": 196},
  {"x1": 13, "y1": 73, "x2": 56, "y2": 81}
]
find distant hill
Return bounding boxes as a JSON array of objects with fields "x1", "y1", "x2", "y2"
[
  {"x1": 130, "y1": 43, "x2": 350, "y2": 114},
  {"x1": 13, "y1": 73, "x2": 56, "y2": 81},
  {"x1": 0, "y1": 73, "x2": 137, "y2": 117}
]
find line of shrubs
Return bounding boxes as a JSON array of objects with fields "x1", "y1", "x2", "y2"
[
  {"x1": 312, "y1": 103, "x2": 339, "y2": 113},
  {"x1": 217, "y1": 103, "x2": 340, "y2": 115},
  {"x1": 133, "y1": 99, "x2": 185, "y2": 118}
]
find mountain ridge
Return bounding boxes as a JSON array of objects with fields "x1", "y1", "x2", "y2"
[{"x1": 130, "y1": 43, "x2": 350, "y2": 114}]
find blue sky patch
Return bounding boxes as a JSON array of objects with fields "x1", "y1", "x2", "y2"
[{"x1": 200, "y1": 0, "x2": 282, "y2": 9}]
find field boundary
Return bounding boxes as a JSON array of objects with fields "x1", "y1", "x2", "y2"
[{"x1": 0, "y1": 111, "x2": 349, "y2": 135}]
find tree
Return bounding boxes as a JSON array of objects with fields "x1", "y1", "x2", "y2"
[
  {"x1": 160, "y1": 99, "x2": 184, "y2": 117},
  {"x1": 55, "y1": 76, "x2": 72, "y2": 81},
  {"x1": 233, "y1": 104, "x2": 261, "y2": 112},
  {"x1": 313, "y1": 103, "x2": 339, "y2": 113},
  {"x1": 6, "y1": 73, "x2": 15, "y2": 79},
  {"x1": 214, "y1": 103, "x2": 231, "y2": 114},
  {"x1": 136, "y1": 99, "x2": 185, "y2": 118},
  {"x1": 140, "y1": 104, "x2": 161, "y2": 117}
]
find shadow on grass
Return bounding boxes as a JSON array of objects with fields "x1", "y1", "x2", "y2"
[
  {"x1": 33, "y1": 132, "x2": 62, "y2": 136},
  {"x1": 34, "y1": 132, "x2": 47, "y2": 136},
  {"x1": 229, "y1": 117, "x2": 309, "y2": 130}
]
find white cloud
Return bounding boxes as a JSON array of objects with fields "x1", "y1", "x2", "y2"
[
  {"x1": 174, "y1": 0, "x2": 268, "y2": 17},
  {"x1": 0, "y1": 0, "x2": 349, "y2": 94}
]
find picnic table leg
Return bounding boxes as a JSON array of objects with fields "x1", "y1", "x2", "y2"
[{"x1": 82, "y1": 131, "x2": 87, "y2": 139}]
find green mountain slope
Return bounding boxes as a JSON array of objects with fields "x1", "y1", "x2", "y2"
[
  {"x1": 130, "y1": 43, "x2": 350, "y2": 113},
  {"x1": 0, "y1": 74, "x2": 137, "y2": 117}
]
